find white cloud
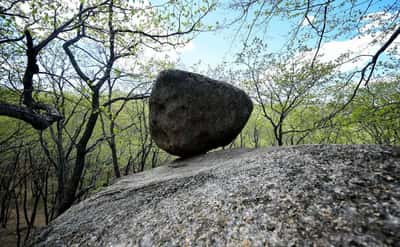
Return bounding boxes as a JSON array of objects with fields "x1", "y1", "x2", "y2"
[
  {"x1": 317, "y1": 34, "x2": 378, "y2": 71},
  {"x1": 299, "y1": 12, "x2": 400, "y2": 72}
]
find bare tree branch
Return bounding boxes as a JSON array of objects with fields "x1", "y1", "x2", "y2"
[{"x1": 0, "y1": 102, "x2": 60, "y2": 130}]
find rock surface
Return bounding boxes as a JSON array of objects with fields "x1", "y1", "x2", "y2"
[
  {"x1": 30, "y1": 145, "x2": 400, "y2": 247},
  {"x1": 149, "y1": 69, "x2": 253, "y2": 157}
]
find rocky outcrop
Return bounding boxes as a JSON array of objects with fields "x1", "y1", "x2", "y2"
[
  {"x1": 149, "y1": 69, "x2": 253, "y2": 157},
  {"x1": 30, "y1": 145, "x2": 400, "y2": 246}
]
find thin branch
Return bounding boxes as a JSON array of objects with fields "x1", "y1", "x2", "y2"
[
  {"x1": 102, "y1": 93, "x2": 150, "y2": 107},
  {"x1": 311, "y1": 2, "x2": 329, "y2": 68},
  {"x1": 63, "y1": 35, "x2": 91, "y2": 83},
  {"x1": 0, "y1": 34, "x2": 25, "y2": 45}
]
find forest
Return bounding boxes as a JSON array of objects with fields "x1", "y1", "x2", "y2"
[{"x1": 0, "y1": 0, "x2": 399, "y2": 245}]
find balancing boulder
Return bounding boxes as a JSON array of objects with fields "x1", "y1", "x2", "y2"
[{"x1": 149, "y1": 69, "x2": 253, "y2": 157}]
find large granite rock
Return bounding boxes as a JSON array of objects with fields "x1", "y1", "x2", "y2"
[
  {"x1": 30, "y1": 145, "x2": 400, "y2": 247},
  {"x1": 149, "y1": 69, "x2": 253, "y2": 157}
]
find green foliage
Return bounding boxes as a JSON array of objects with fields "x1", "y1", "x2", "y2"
[
  {"x1": 346, "y1": 80, "x2": 400, "y2": 144},
  {"x1": 232, "y1": 79, "x2": 400, "y2": 147}
]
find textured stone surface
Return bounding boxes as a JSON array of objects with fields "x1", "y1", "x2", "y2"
[
  {"x1": 149, "y1": 69, "x2": 253, "y2": 157},
  {"x1": 30, "y1": 145, "x2": 400, "y2": 247}
]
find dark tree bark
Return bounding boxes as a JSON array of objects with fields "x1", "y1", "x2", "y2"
[
  {"x1": 0, "y1": 102, "x2": 60, "y2": 130},
  {"x1": 0, "y1": 1, "x2": 109, "y2": 129},
  {"x1": 0, "y1": 30, "x2": 62, "y2": 130},
  {"x1": 55, "y1": 89, "x2": 101, "y2": 216}
]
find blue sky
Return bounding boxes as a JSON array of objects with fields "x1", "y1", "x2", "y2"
[
  {"x1": 177, "y1": 5, "x2": 293, "y2": 69},
  {"x1": 175, "y1": 0, "x2": 399, "y2": 72},
  {"x1": 178, "y1": 18, "x2": 291, "y2": 68}
]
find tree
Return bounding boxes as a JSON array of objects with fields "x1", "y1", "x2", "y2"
[
  {"x1": 235, "y1": 39, "x2": 335, "y2": 145},
  {"x1": 0, "y1": 0, "x2": 215, "y2": 130},
  {"x1": 347, "y1": 79, "x2": 400, "y2": 144},
  {"x1": 229, "y1": 0, "x2": 400, "y2": 108},
  {"x1": 1, "y1": 0, "x2": 216, "y2": 217},
  {"x1": 0, "y1": 0, "x2": 109, "y2": 129}
]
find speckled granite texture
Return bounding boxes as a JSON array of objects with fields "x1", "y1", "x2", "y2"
[{"x1": 29, "y1": 145, "x2": 400, "y2": 247}]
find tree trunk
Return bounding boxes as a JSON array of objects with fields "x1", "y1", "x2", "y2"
[
  {"x1": 109, "y1": 122, "x2": 121, "y2": 178},
  {"x1": 55, "y1": 91, "x2": 100, "y2": 216}
]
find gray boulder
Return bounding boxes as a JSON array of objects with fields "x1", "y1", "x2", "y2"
[
  {"x1": 149, "y1": 69, "x2": 253, "y2": 157},
  {"x1": 30, "y1": 145, "x2": 400, "y2": 247}
]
